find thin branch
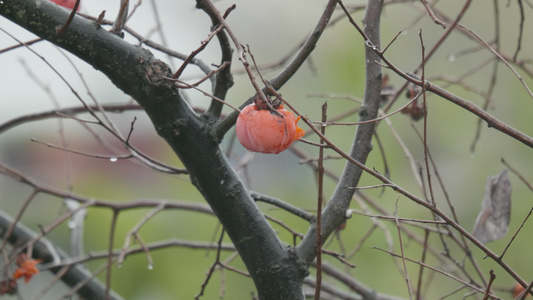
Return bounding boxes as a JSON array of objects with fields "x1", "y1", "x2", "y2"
[
  {"x1": 198, "y1": 3, "x2": 235, "y2": 118},
  {"x1": 393, "y1": 199, "x2": 414, "y2": 299},
  {"x1": 457, "y1": 23, "x2": 533, "y2": 101},
  {"x1": 407, "y1": 73, "x2": 533, "y2": 148},
  {"x1": 0, "y1": 190, "x2": 38, "y2": 253},
  {"x1": 117, "y1": 202, "x2": 166, "y2": 267},
  {"x1": 197, "y1": 0, "x2": 270, "y2": 109},
  {"x1": 314, "y1": 92, "x2": 420, "y2": 126},
  {"x1": 167, "y1": 75, "x2": 241, "y2": 113},
  {"x1": 500, "y1": 206, "x2": 533, "y2": 260},
  {"x1": 110, "y1": 0, "x2": 129, "y2": 36},
  {"x1": 215, "y1": 0, "x2": 338, "y2": 139},
  {"x1": 513, "y1": 0, "x2": 524, "y2": 61},
  {"x1": 30, "y1": 138, "x2": 134, "y2": 161},
  {"x1": 0, "y1": 104, "x2": 142, "y2": 135},
  {"x1": 351, "y1": 211, "x2": 447, "y2": 226},
  {"x1": 419, "y1": 30, "x2": 435, "y2": 207},
  {"x1": 33, "y1": 264, "x2": 71, "y2": 300},
  {"x1": 313, "y1": 262, "x2": 404, "y2": 300},
  {"x1": 482, "y1": 270, "x2": 496, "y2": 300},
  {"x1": 0, "y1": 104, "x2": 187, "y2": 175},
  {"x1": 471, "y1": 0, "x2": 500, "y2": 153},
  {"x1": 419, "y1": 0, "x2": 447, "y2": 28},
  {"x1": 0, "y1": 25, "x2": 189, "y2": 177},
  {"x1": 297, "y1": 0, "x2": 384, "y2": 265},
  {"x1": 250, "y1": 192, "x2": 315, "y2": 222},
  {"x1": 59, "y1": 262, "x2": 108, "y2": 299},
  {"x1": 264, "y1": 215, "x2": 303, "y2": 245},
  {"x1": 106, "y1": 210, "x2": 120, "y2": 299},
  {"x1": 314, "y1": 103, "x2": 327, "y2": 300},
  {"x1": 416, "y1": 231, "x2": 430, "y2": 300},
  {"x1": 0, "y1": 38, "x2": 43, "y2": 54},
  {"x1": 502, "y1": 158, "x2": 533, "y2": 192},
  {"x1": 351, "y1": 21, "x2": 533, "y2": 149},
  {"x1": 56, "y1": 0, "x2": 81, "y2": 35},
  {"x1": 47, "y1": 238, "x2": 236, "y2": 269},
  {"x1": 125, "y1": 116, "x2": 137, "y2": 143},
  {"x1": 0, "y1": 210, "x2": 124, "y2": 300},
  {"x1": 373, "y1": 247, "x2": 500, "y2": 298},
  {"x1": 195, "y1": 229, "x2": 226, "y2": 299},
  {"x1": 381, "y1": 0, "x2": 473, "y2": 113},
  {"x1": 171, "y1": 23, "x2": 226, "y2": 79},
  {"x1": 285, "y1": 83, "x2": 530, "y2": 294}
]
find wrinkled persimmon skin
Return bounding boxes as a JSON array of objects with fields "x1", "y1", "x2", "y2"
[{"x1": 236, "y1": 104, "x2": 305, "y2": 154}]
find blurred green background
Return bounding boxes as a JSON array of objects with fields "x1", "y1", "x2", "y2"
[{"x1": 1, "y1": 0, "x2": 533, "y2": 299}]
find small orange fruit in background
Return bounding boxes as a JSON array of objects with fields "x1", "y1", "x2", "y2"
[
  {"x1": 13, "y1": 253, "x2": 41, "y2": 283},
  {"x1": 236, "y1": 104, "x2": 305, "y2": 154},
  {"x1": 513, "y1": 283, "x2": 531, "y2": 298}
]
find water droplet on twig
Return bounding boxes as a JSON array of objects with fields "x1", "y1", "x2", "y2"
[{"x1": 67, "y1": 221, "x2": 76, "y2": 229}]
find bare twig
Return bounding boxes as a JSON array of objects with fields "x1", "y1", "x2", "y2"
[
  {"x1": 117, "y1": 202, "x2": 166, "y2": 267},
  {"x1": 110, "y1": 0, "x2": 129, "y2": 36},
  {"x1": 215, "y1": 0, "x2": 338, "y2": 138},
  {"x1": 195, "y1": 229, "x2": 226, "y2": 299},
  {"x1": 0, "y1": 38, "x2": 42, "y2": 54},
  {"x1": 419, "y1": 0, "x2": 447, "y2": 28},
  {"x1": 251, "y1": 192, "x2": 315, "y2": 222},
  {"x1": 172, "y1": 24, "x2": 226, "y2": 79},
  {"x1": 471, "y1": 0, "x2": 500, "y2": 153},
  {"x1": 416, "y1": 231, "x2": 430, "y2": 300},
  {"x1": 56, "y1": 0, "x2": 81, "y2": 35},
  {"x1": 314, "y1": 102, "x2": 327, "y2": 300},
  {"x1": 0, "y1": 190, "x2": 38, "y2": 253},
  {"x1": 513, "y1": 0, "x2": 524, "y2": 61},
  {"x1": 393, "y1": 199, "x2": 414, "y2": 299},
  {"x1": 418, "y1": 30, "x2": 435, "y2": 206},
  {"x1": 125, "y1": 116, "x2": 137, "y2": 143},
  {"x1": 457, "y1": 24, "x2": 533, "y2": 100},
  {"x1": 106, "y1": 211, "x2": 120, "y2": 299},
  {"x1": 502, "y1": 158, "x2": 533, "y2": 192},
  {"x1": 0, "y1": 211, "x2": 123, "y2": 300},
  {"x1": 373, "y1": 247, "x2": 500, "y2": 298},
  {"x1": 500, "y1": 206, "x2": 533, "y2": 260},
  {"x1": 168, "y1": 76, "x2": 241, "y2": 112},
  {"x1": 198, "y1": 0, "x2": 271, "y2": 109},
  {"x1": 482, "y1": 270, "x2": 496, "y2": 300}
]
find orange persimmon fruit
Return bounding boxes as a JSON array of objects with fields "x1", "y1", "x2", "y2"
[
  {"x1": 236, "y1": 103, "x2": 305, "y2": 154},
  {"x1": 12, "y1": 253, "x2": 42, "y2": 283},
  {"x1": 50, "y1": 0, "x2": 80, "y2": 11}
]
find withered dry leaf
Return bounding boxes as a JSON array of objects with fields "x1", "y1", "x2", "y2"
[{"x1": 472, "y1": 170, "x2": 512, "y2": 244}]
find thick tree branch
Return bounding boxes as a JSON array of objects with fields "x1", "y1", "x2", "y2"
[
  {"x1": 0, "y1": 210, "x2": 123, "y2": 300},
  {"x1": 0, "y1": 1, "x2": 306, "y2": 298},
  {"x1": 297, "y1": 0, "x2": 384, "y2": 265}
]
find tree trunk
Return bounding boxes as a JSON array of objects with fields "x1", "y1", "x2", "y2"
[{"x1": 0, "y1": 0, "x2": 308, "y2": 298}]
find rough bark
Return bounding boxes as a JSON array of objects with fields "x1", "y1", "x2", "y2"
[{"x1": 0, "y1": 0, "x2": 307, "y2": 298}]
